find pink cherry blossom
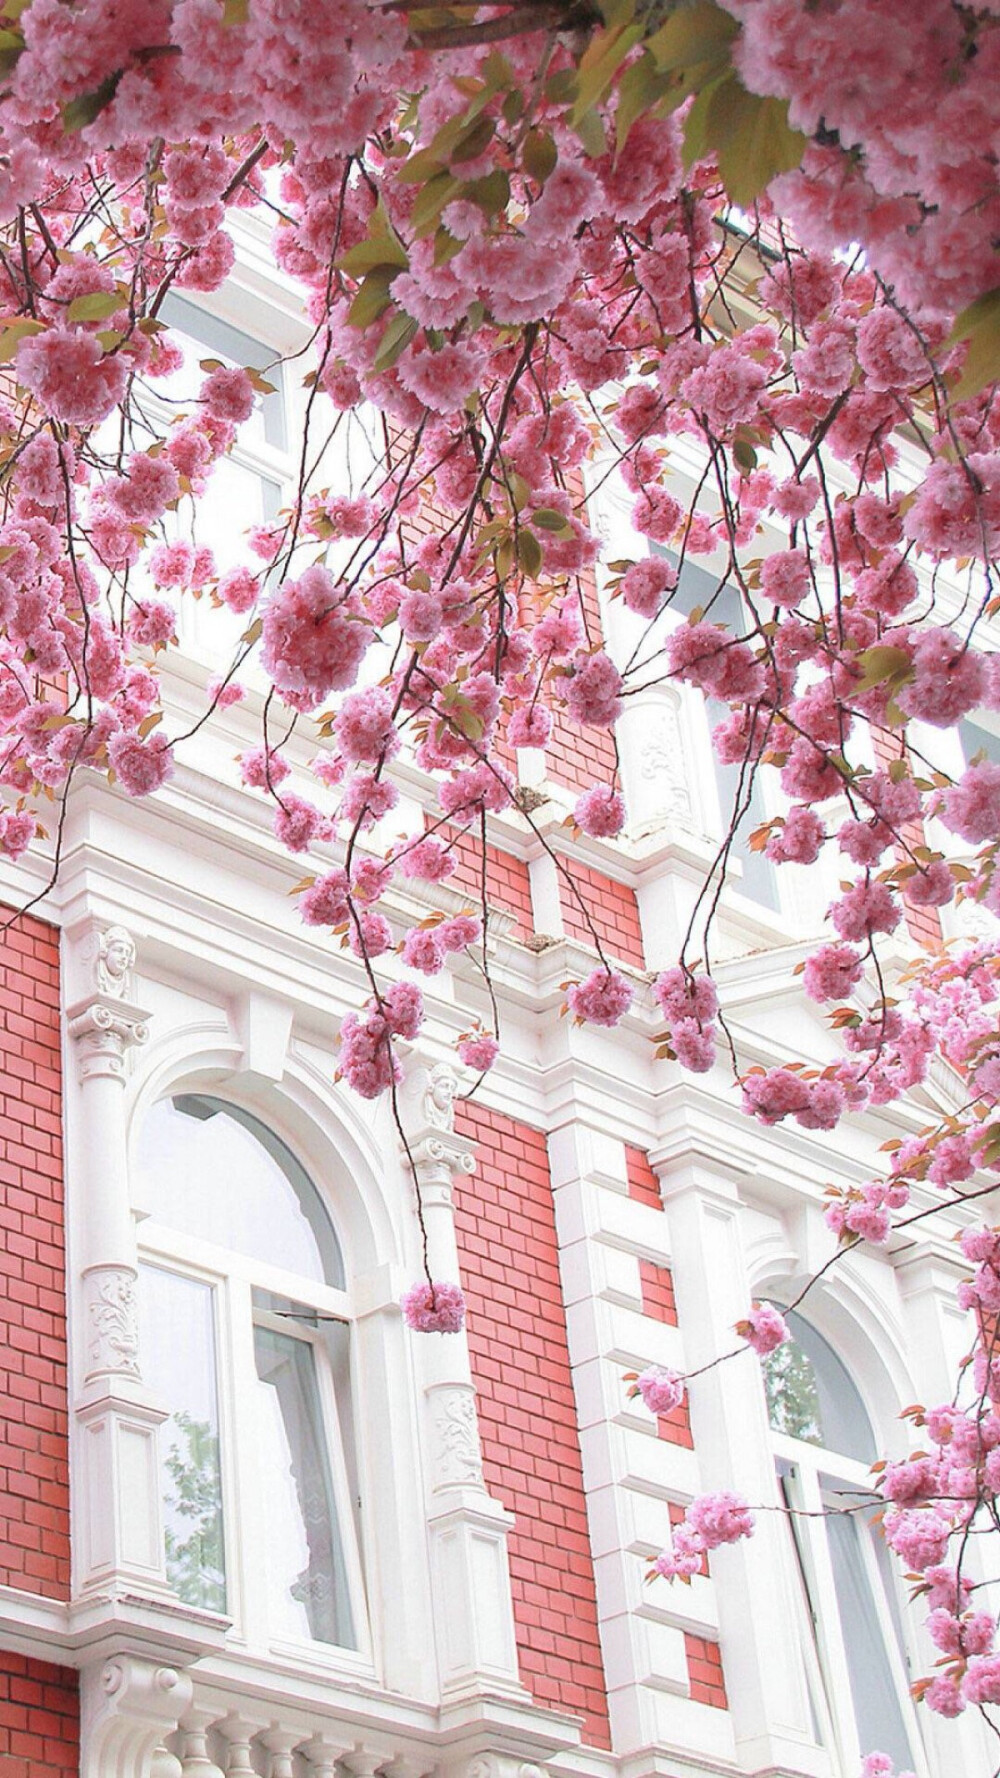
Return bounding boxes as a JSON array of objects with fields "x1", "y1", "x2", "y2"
[{"x1": 400, "y1": 1279, "x2": 466, "y2": 1334}]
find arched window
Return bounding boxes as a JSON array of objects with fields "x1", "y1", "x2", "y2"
[
  {"x1": 762, "y1": 1307, "x2": 925, "y2": 1778},
  {"x1": 135, "y1": 1093, "x2": 368, "y2": 1659}
]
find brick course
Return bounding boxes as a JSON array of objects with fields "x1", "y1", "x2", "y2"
[
  {"x1": 442, "y1": 828, "x2": 534, "y2": 938},
  {"x1": 683, "y1": 1632, "x2": 728, "y2": 1709},
  {"x1": 625, "y1": 1147, "x2": 662, "y2": 1211},
  {"x1": 639, "y1": 1259, "x2": 678, "y2": 1328},
  {"x1": 453, "y1": 1103, "x2": 611, "y2": 1747},
  {"x1": 0, "y1": 1651, "x2": 78, "y2": 1775},
  {"x1": 0, "y1": 915, "x2": 69, "y2": 1602},
  {"x1": 559, "y1": 861, "x2": 644, "y2": 971}
]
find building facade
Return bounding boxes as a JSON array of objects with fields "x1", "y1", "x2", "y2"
[{"x1": 0, "y1": 223, "x2": 994, "y2": 1778}]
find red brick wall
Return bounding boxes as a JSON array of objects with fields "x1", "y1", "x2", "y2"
[
  {"x1": 0, "y1": 915, "x2": 69, "y2": 1601},
  {"x1": 684, "y1": 1633, "x2": 728, "y2": 1709},
  {"x1": 625, "y1": 1147, "x2": 662, "y2": 1211},
  {"x1": 546, "y1": 715, "x2": 618, "y2": 796},
  {"x1": 444, "y1": 829, "x2": 533, "y2": 938},
  {"x1": 639, "y1": 1260, "x2": 678, "y2": 1328},
  {"x1": 870, "y1": 728, "x2": 942, "y2": 951},
  {"x1": 0, "y1": 1653, "x2": 79, "y2": 1776},
  {"x1": 559, "y1": 862, "x2": 644, "y2": 970},
  {"x1": 453, "y1": 1103, "x2": 611, "y2": 1747}
]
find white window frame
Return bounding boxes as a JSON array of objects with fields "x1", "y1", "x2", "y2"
[
  {"x1": 138, "y1": 1149, "x2": 373, "y2": 1676},
  {"x1": 769, "y1": 1418, "x2": 929, "y2": 1776}
]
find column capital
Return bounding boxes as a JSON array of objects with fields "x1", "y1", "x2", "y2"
[
  {"x1": 399, "y1": 1059, "x2": 477, "y2": 1199},
  {"x1": 68, "y1": 995, "x2": 150, "y2": 1078},
  {"x1": 66, "y1": 920, "x2": 150, "y2": 1080}
]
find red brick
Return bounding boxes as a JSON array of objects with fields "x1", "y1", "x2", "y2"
[
  {"x1": 639, "y1": 1259, "x2": 678, "y2": 1328},
  {"x1": 0, "y1": 913, "x2": 69, "y2": 1601},
  {"x1": 453, "y1": 1104, "x2": 611, "y2": 1749},
  {"x1": 559, "y1": 860, "x2": 644, "y2": 970},
  {"x1": 625, "y1": 1147, "x2": 662, "y2": 1211},
  {"x1": 684, "y1": 1633, "x2": 728, "y2": 1709},
  {"x1": 0, "y1": 1654, "x2": 77, "y2": 1775}
]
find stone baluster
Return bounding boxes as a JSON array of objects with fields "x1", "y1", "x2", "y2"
[
  {"x1": 215, "y1": 1714, "x2": 262, "y2": 1777},
  {"x1": 261, "y1": 1725, "x2": 300, "y2": 1778},
  {"x1": 299, "y1": 1734, "x2": 355, "y2": 1778},
  {"x1": 178, "y1": 1711, "x2": 225, "y2": 1778},
  {"x1": 397, "y1": 1060, "x2": 524, "y2": 1702},
  {"x1": 65, "y1": 920, "x2": 172, "y2": 1596}
]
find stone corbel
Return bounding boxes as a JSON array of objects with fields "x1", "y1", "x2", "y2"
[
  {"x1": 399, "y1": 1060, "x2": 476, "y2": 1210},
  {"x1": 81, "y1": 1654, "x2": 193, "y2": 1778}
]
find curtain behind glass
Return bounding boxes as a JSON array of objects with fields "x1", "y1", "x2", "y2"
[{"x1": 253, "y1": 1325, "x2": 356, "y2": 1648}]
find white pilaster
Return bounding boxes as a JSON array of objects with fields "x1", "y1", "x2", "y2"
[
  {"x1": 64, "y1": 920, "x2": 170, "y2": 1598},
  {"x1": 653, "y1": 1146, "x2": 826, "y2": 1777},
  {"x1": 400, "y1": 1061, "x2": 525, "y2": 1703}
]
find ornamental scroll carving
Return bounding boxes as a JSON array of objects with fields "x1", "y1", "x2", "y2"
[
  {"x1": 637, "y1": 702, "x2": 696, "y2": 832},
  {"x1": 81, "y1": 1654, "x2": 192, "y2": 1778},
  {"x1": 429, "y1": 1384, "x2": 484, "y2": 1489},
  {"x1": 85, "y1": 1265, "x2": 140, "y2": 1378}
]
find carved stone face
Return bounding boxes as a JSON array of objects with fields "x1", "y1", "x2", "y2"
[{"x1": 105, "y1": 935, "x2": 133, "y2": 978}]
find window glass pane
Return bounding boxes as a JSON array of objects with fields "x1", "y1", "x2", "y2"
[
  {"x1": 764, "y1": 1336, "x2": 824, "y2": 1446},
  {"x1": 960, "y1": 715, "x2": 1000, "y2": 768},
  {"x1": 652, "y1": 548, "x2": 779, "y2": 907},
  {"x1": 825, "y1": 1506, "x2": 916, "y2": 1772},
  {"x1": 252, "y1": 1323, "x2": 357, "y2": 1648},
  {"x1": 157, "y1": 291, "x2": 288, "y2": 451},
  {"x1": 763, "y1": 1308, "x2": 876, "y2": 1461},
  {"x1": 137, "y1": 1095, "x2": 345, "y2": 1287},
  {"x1": 140, "y1": 1263, "x2": 226, "y2": 1612}
]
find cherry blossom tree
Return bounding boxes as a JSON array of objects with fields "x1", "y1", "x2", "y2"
[{"x1": 0, "y1": 2, "x2": 998, "y2": 1757}]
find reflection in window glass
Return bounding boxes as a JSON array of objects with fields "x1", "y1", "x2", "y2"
[
  {"x1": 137, "y1": 1095, "x2": 345, "y2": 1286},
  {"x1": 253, "y1": 1323, "x2": 356, "y2": 1648},
  {"x1": 140, "y1": 1264, "x2": 226, "y2": 1612},
  {"x1": 763, "y1": 1306, "x2": 875, "y2": 1462},
  {"x1": 764, "y1": 1334, "x2": 824, "y2": 1446}
]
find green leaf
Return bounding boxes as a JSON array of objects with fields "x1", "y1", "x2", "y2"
[
  {"x1": 567, "y1": 19, "x2": 644, "y2": 129},
  {"x1": 411, "y1": 170, "x2": 461, "y2": 236},
  {"x1": 615, "y1": 51, "x2": 675, "y2": 158},
  {"x1": 853, "y1": 644, "x2": 915, "y2": 696},
  {"x1": 67, "y1": 289, "x2": 122, "y2": 323},
  {"x1": 0, "y1": 317, "x2": 44, "y2": 363},
  {"x1": 221, "y1": 0, "x2": 248, "y2": 23},
  {"x1": 62, "y1": 70, "x2": 121, "y2": 133},
  {"x1": 522, "y1": 128, "x2": 557, "y2": 185},
  {"x1": 373, "y1": 310, "x2": 418, "y2": 374},
  {"x1": 645, "y1": 0, "x2": 737, "y2": 76},
  {"x1": 337, "y1": 234, "x2": 409, "y2": 277},
  {"x1": 433, "y1": 227, "x2": 464, "y2": 267},
  {"x1": 680, "y1": 67, "x2": 727, "y2": 169},
  {"x1": 462, "y1": 168, "x2": 510, "y2": 217},
  {"x1": 945, "y1": 289, "x2": 1000, "y2": 401},
  {"x1": 575, "y1": 108, "x2": 608, "y2": 159},
  {"x1": 347, "y1": 267, "x2": 397, "y2": 329},
  {"x1": 450, "y1": 113, "x2": 495, "y2": 164},
  {"x1": 532, "y1": 507, "x2": 572, "y2": 531},
  {"x1": 517, "y1": 530, "x2": 544, "y2": 578},
  {"x1": 707, "y1": 77, "x2": 807, "y2": 205}
]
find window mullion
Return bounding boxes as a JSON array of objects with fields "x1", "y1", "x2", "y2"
[
  {"x1": 785, "y1": 1461, "x2": 862, "y2": 1777},
  {"x1": 226, "y1": 1272, "x2": 267, "y2": 1646}
]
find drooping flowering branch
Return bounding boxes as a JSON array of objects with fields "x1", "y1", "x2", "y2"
[{"x1": 0, "y1": 3, "x2": 996, "y2": 1756}]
